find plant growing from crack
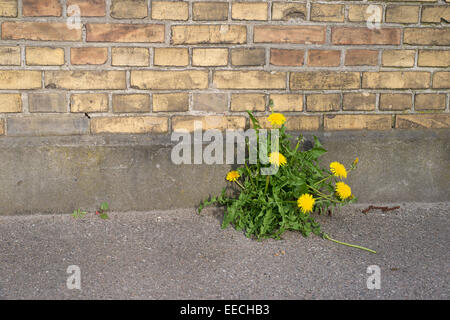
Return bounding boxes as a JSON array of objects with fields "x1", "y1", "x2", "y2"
[{"x1": 72, "y1": 202, "x2": 109, "y2": 220}]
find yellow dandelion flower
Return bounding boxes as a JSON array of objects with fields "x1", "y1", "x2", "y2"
[
  {"x1": 336, "y1": 182, "x2": 352, "y2": 200},
  {"x1": 267, "y1": 113, "x2": 286, "y2": 126},
  {"x1": 353, "y1": 157, "x2": 359, "y2": 166},
  {"x1": 226, "y1": 170, "x2": 240, "y2": 182},
  {"x1": 297, "y1": 194, "x2": 315, "y2": 214},
  {"x1": 268, "y1": 152, "x2": 287, "y2": 167},
  {"x1": 330, "y1": 161, "x2": 347, "y2": 179}
]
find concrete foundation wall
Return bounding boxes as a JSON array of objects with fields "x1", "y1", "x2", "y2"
[{"x1": 0, "y1": 129, "x2": 448, "y2": 215}]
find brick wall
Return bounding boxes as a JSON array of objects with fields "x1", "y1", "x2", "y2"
[{"x1": 0, "y1": 0, "x2": 449, "y2": 136}]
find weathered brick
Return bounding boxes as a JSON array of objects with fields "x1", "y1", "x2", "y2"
[
  {"x1": 0, "y1": 46, "x2": 21, "y2": 66},
  {"x1": 324, "y1": 115, "x2": 392, "y2": 131},
  {"x1": 26, "y1": 47, "x2": 65, "y2": 66},
  {"x1": 272, "y1": 2, "x2": 306, "y2": 21},
  {"x1": 231, "y1": 94, "x2": 266, "y2": 112},
  {"x1": 231, "y1": 48, "x2": 265, "y2": 66},
  {"x1": 332, "y1": 27, "x2": 401, "y2": 45},
  {"x1": 91, "y1": 116, "x2": 168, "y2": 134},
  {"x1": 232, "y1": 2, "x2": 268, "y2": 21},
  {"x1": 172, "y1": 25, "x2": 246, "y2": 44},
  {"x1": 71, "y1": 47, "x2": 108, "y2": 65},
  {"x1": 152, "y1": 1, "x2": 188, "y2": 20},
  {"x1": 269, "y1": 94, "x2": 303, "y2": 112},
  {"x1": 363, "y1": 72, "x2": 430, "y2": 89},
  {"x1": 67, "y1": 0, "x2": 106, "y2": 17},
  {"x1": 433, "y1": 72, "x2": 450, "y2": 88},
  {"x1": 131, "y1": 71, "x2": 208, "y2": 90},
  {"x1": 0, "y1": 93, "x2": 21, "y2": 113},
  {"x1": 421, "y1": 6, "x2": 450, "y2": 23},
  {"x1": 7, "y1": 116, "x2": 89, "y2": 136},
  {"x1": 29, "y1": 93, "x2": 66, "y2": 113},
  {"x1": 270, "y1": 49, "x2": 304, "y2": 67},
  {"x1": 382, "y1": 50, "x2": 415, "y2": 67},
  {"x1": 23, "y1": 0, "x2": 61, "y2": 16},
  {"x1": 112, "y1": 94, "x2": 150, "y2": 113},
  {"x1": 112, "y1": 47, "x2": 149, "y2": 66},
  {"x1": 192, "y1": 48, "x2": 228, "y2": 66},
  {"x1": 71, "y1": 93, "x2": 109, "y2": 113},
  {"x1": 111, "y1": 0, "x2": 147, "y2": 19},
  {"x1": 290, "y1": 72, "x2": 360, "y2": 90},
  {"x1": 418, "y1": 50, "x2": 450, "y2": 67},
  {"x1": 213, "y1": 71, "x2": 286, "y2": 90},
  {"x1": 0, "y1": 71, "x2": 41, "y2": 89},
  {"x1": 386, "y1": 5, "x2": 419, "y2": 23},
  {"x1": 154, "y1": 48, "x2": 188, "y2": 67},
  {"x1": 256, "y1": 116, "x2": 319, "y2": 131},
  {"x1": 0, "y1": 0, "x2": 17, "y2": 17},
  {"x1": 307, "y1": 50, "x2": 340, "y2": 67},
  {"x1": 193, "y1": 2, "x2": 228, "y2": 21},
  {"x1": 2, "y1": 22, "x2": 81, "y2": 41},
  {"x1": 193, "y1": 93, "x2": 228, "y2": 112},
  {"x1": 172, "y1": 116, "x2": 246, "y2": 132},
  {"x1": 348, "y1": 4, "x2": 382, "y2": 22},
  {"x1": 396, "y1": 114, "x2": 450, "y2": 129},
  {"x1": 415, "y1": 94, "x2": 446, "y2": 111},
  {"x1": 307, "y1": 94, "x2": 341, "y2": 112},
  {"x1": 86, "y1": 24, "x2": 164, "y2": 43},
  {"x1": 45, "y1": 71, "x2": 126, "y2": 90},
  {"x1": 380, "y1": 93, "x2": 412, "y2": 111},
  {"x1": 345, "y1": 50, "x2": 378, "y2": 66},
  {"x1": 254, "y1": 26, "x2": 325, "y2": 44},
  {"x1": 343, "y1": 93, "x2": 376, "y2": 111},
  {"x1": 153, "y1": 93, "x2": 189, "y2": 112},
  {"x1": 404, "y1": 28, "x2": 450, "y2": 45},
  {"x1": 311, "y1": 4, "x2": 344, "y2": 22}
]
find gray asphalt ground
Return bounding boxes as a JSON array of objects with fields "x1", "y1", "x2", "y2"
[{"x1": 0, "y1": 203, "x2": 448, "y2": 300}]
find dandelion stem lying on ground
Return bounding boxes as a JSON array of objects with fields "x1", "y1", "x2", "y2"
[{"x1": 323, "y1": 234, "x2": 376, "y2": 254}]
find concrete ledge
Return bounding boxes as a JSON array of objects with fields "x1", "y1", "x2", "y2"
[{"x1": 0, "y1": 129, "x2": 448, "y2": 215}]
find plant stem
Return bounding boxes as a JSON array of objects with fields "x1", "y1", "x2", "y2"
[
  {"x1": 314, "y1": 175, "x2": 332, "y2": 186},
  {"x1": 323, "y1": 234, "x2": 376, "y2": 254},
  {"x1": 235, "y1": 180, "x2": 245, "y2": 190},
  {"x1": 264, "y1": 176, "x2": 270, "y2": 193}
]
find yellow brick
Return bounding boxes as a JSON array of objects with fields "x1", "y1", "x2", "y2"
[
  {"x1": 382, "y1": 50, "x2": 415, "y2": 67},
  {"x1": 112, "y1": 94, "x2": 150, "y2": 113},
  {"x1": 171, "y1": 25, "x2": 246, "y2": 44},
  {"x1": 0, "y1": 93, "x2": 21, "y2": 112},
  {"x1": 433, "y1": 72, "x2": 450, "y2": 88},
  {"x1": 172, "y1": 116, "x2": 246, "y2": 132},
  {"x1": 418, "y1": 50, "x2": 450, "y2": 67},
  {"x1": 131, "y1": 70, "x2": 209, "y2": 90},
  {"x1": 307, "y1": 94, "x2": 341, "y2": 112},
  {"x1": 343, "y1": 93, "x2": 376, "y2": 111},
  {"x1": 363, "y1": 72, "x2": 430, "y2": 89},
  {"x1": 256, "y1": 116, "x2": 320, "y2": 131},
  {"x1": 404, "y1": 28, "x2": 450, "y2": 45},
  {"x1": 152, "y1": 1, "x2": 188, "y2": 20},
  {"x1": 290, "y1": 72, "x2": 360, "y2": 90},
  {"x1": 0, "y1": 46, "x2": 20, "y2": 65},
  {"x1": 232, "y1": 2, "x2": 268, "y2": 21},
  {"x1": 111, "y1": 0, "x2": 148, "y2": 18},
  {"x1": 0, "y1": 71, "x2": 41, "y2": 89},
  {"x1": 415, "y1": 94, "x2": 446, "y2": 111},
  {"x1": 91, "y1": 116, "x2": 168, "y2": 134},
  {"x1": 311, "y1": 4, "x2": 344, "y2": 22},
  {"x1": 45, "y1": 71, "x2": 126, "y2": 90},
  {"x1": 396, "y1": 114, "x2": 450, "y2": 129},
  {"x1": 71, "y1": 93, "x2": 109, "y2": 113},
  {"x1": 272, "y1": 2, "x2": 307, "y2": 21},
  {"x1": 348, "y1": 5, "x2": 382, "y2": 22},
  {"x1": 192, "y1": 48, "x2": 228, "y2": 67},
  {"x1": 0, "y1": 0, "x2": 17, "y2": 17},
  {"x1": 213, "y1": 71, "x2": 286, "y2": 89},
  {"x1": 154, "y1": 48, "x2": 189, "y2": 67},
  {"x1": 112, "y1": 47, "x2": 149, "y2": 66},
  {"x1": 153, "y1": 93, "x2": 189, "y2": 112},
  {"x1": 26, "y1": 47, "x2": 64, "y2": 66},
  {"x1": 231, "y1": 94, "x2": 266, "y2": 112},
  {"x1": 386, "y1": 5, "x2": 419, "y2": 23},
  {"x1": 380, "y1": 93, "x2": 412, "y2": 111},
  {"x1": 269, "y1": 94, "x2": 303, "y2": 112},
  {"x1": 325, "y1": 115, "x2": 392, "y2": 131},
  {"x1": 421, "y1": 6, "x2": 450, "y2": 23},
  {"x1": 193, "y1": 2, "x2": 228, "y2": 21}
]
